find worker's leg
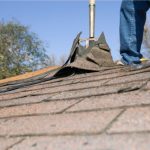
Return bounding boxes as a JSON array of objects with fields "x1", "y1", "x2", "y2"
[{"x1": 120, "y1": 0, "x2": 150, "y2": 65}]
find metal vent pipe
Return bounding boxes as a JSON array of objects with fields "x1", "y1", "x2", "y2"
[{"x1": 89, "y1": 0, "x2": 95, "y2": 39}]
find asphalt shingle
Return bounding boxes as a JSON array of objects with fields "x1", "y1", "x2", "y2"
[{"x1": 0, "y1": 66, "x2": 150, "y2": 149}]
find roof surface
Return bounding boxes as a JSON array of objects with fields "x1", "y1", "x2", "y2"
[{"x1": 0, "y1": 65, "x2": 150, "y2": 150}]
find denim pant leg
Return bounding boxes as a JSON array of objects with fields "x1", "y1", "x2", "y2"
[{"x1": 120, "y1": 0, "x2": 150, "y2": 65}]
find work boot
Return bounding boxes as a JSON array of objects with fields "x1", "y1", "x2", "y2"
[{"x1": 115, "y1": 57, "x2": 150, "y2": 69}]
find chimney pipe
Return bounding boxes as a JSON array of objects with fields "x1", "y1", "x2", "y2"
[{"x1": 89, "y1": 0, "x2": 95, "y2": 39}]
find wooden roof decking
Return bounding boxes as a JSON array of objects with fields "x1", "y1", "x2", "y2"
[
  {"x1": 0, "y1": 66, "x2": 59, "y2": 85},
  {"x1": 0, "y1": 65, "x2": 150, "y2": 150}
]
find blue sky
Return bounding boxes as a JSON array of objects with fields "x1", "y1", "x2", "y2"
[{"x1": 0, "y1": 1, "x2": 149, "y2": 62}]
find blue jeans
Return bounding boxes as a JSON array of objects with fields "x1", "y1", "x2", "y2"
[{"x1": 120, "y1": 0, "x2": 150, "y2": 65}]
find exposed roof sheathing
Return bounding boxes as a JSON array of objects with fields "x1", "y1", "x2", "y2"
[
  {"x1": 0, "y1": 65, "x2": 150, "y2": 149},
  {"x1": 0, "y1": 66, "x2": 59, "y2": 84}
]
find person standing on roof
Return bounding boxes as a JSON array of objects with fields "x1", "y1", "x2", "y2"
[{"x1": 119, "y1": 0, "x2": 150, "y2": 68}]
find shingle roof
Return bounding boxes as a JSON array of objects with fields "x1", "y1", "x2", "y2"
[{"x1": 0, "y1": 65, "x2": 150, "y2": 150}]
